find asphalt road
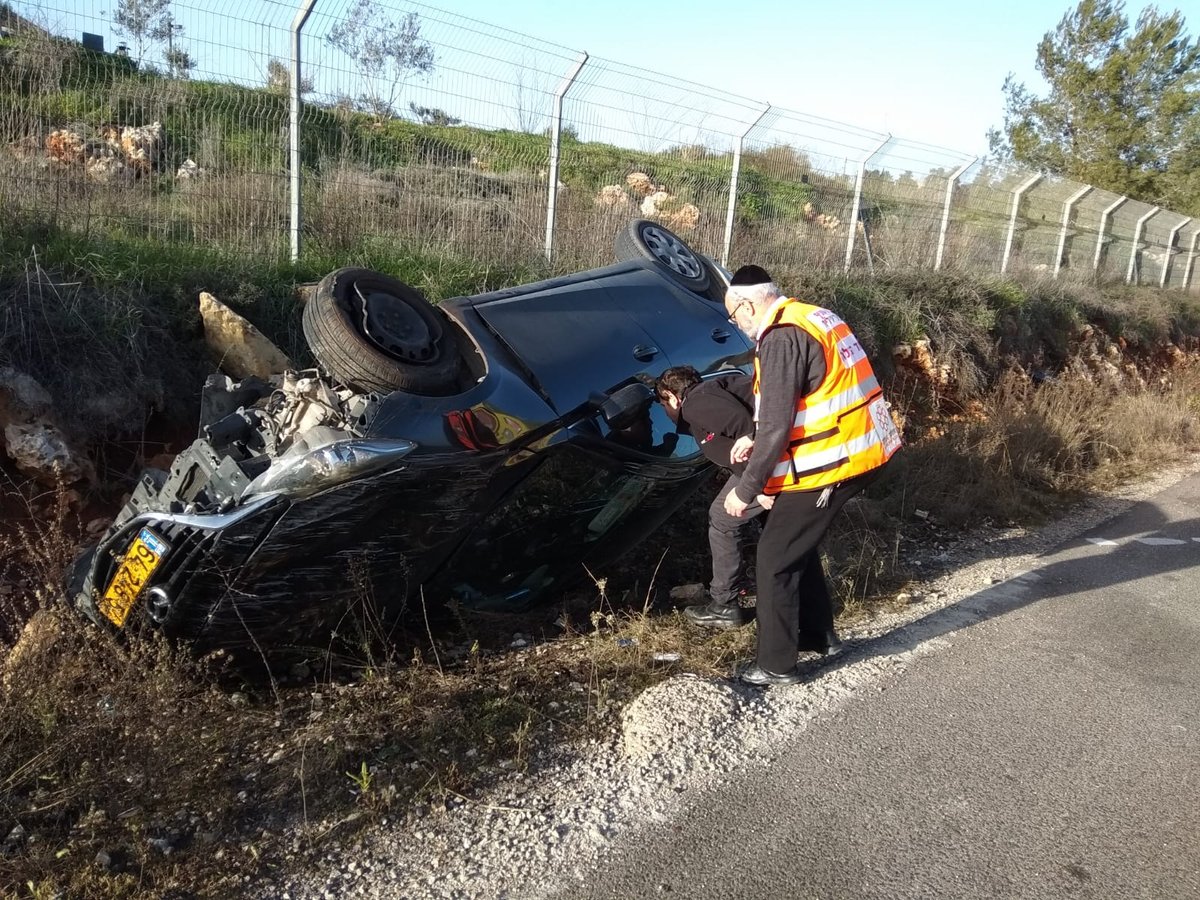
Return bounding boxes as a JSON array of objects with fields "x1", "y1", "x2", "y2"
[{"x1": 565, "y1": 473, "x2": 1200, "y2": 899}]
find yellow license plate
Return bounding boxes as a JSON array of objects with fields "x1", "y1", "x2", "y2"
[{"x1": 99, "y1": 528, "x2": 168, "y2": 627}]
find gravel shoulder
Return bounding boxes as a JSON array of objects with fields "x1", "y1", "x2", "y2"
[{"x1": 266, "y1": 453, "x2": 1200, "y2": 900}]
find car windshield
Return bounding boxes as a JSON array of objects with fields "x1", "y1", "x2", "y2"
[{"x1": 444, "y1": 447, "x2": 665, "y2": 607}]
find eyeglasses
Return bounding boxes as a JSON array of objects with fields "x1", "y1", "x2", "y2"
[{"x1": 726, "y1": 300, "x2": 750, "y2": 324}]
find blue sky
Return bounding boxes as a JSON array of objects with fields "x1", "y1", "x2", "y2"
[
  {"x1": 438, "y1": 0, "x2": 1067, "y2": 156},
  {"x1": 35, "y1": 0, "x2": 1200, "y2": 169}
]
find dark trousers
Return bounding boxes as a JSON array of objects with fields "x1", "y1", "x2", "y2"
[
  {"x1": 708, "y1": 476, "x2": 765, "y2": 606},
  {"x1": 754, "y1": 470, "x2": 877, "y2": 673}
]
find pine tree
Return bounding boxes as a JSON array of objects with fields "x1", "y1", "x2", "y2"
[{"x1": 989, "y1": 1, "x2": 1200, "y2": 210}]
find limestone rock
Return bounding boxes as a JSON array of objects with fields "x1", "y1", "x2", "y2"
[
  {"x1": 640, "y1": 190, "x2": 671, "y2": 217},
  {"x1": 0, "y1": 368, "x2": 94, "y2": 486},
  {"x1": 3, "y1": 421, "x2": 93, "y2": 485},
  {"x1": 85, "y1": 154, "x2": 132, "y2": 182},
  {"x1": 198, "y1": 291, "x2": 293, "y2": 379},
  {"x1": 120, "y1": 122, "x2": 163, "y2": 175},
  {"x1": 45, "y1": 129, "x2": 85, "y2": 165},
  {"x1": 625, "y1": 172, "x2": 655, "y2": 197},
  {"x1": 2, "y1": 608, "x2": 65, "y2": 693},
  {"x1": 594, "y1": 184, "x2": 632, "y2": 210},
  {"x1": 0, "y1": 367, "x2": 53, "y2": 425},
  {"x1": 43, "y1": 122, "x2": 164, "y2": 177},
  {"x1": 668, "y1": 583, "x2": 706, "y2": 601},
  {"x1": 176, "y1": 158, "x2": 203, "y2": 180},
  {"x1": 664, "y1": 202, "x2": 700, "y2": 232}
]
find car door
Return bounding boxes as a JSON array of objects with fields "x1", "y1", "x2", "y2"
[
  {"x1": 604, "y1": 268, "x2": 754, "y2": 373},
  {"x1": 473, "y1": 279, "x2": 665, "y2": 415}
]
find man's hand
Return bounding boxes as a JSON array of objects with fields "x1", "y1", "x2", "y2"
[
  {"x1": 730, "y1": 436, "x2": 754, "y2": 465},
  {"x1": 724, "y1": 489, "x2": 751, "y2": 518},
  {"x1": 756, "y1": 493, "x2": 775, "y2": 510}
]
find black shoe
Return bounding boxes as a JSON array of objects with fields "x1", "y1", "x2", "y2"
[
  {"x1": 738, "y1": 662, "x2": 804, "y2": 686},
  {"x1": 799, "y1": 629, "x2": 844, "y2": 657},
  {"x1": 683, "y1": 601, "x2": 747, "y2": 630}
]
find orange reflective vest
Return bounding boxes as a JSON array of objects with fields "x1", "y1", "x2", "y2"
[{"x1": 753, "y1": 298, "x2": 901, "y2": 493}]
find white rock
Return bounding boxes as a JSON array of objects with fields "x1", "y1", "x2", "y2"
[
  {"x1": 3, "y1": 421, "x2": 92, "y2": 484},
  {"x1": 668, "y1": 583, "x2": 706, "y2": 601},
  {"x1": 594, "y1": 185, "x2": 632, "y2": 210},
  {"x1": 640, "y1": 190, "x2": 672, "y2": 217},
  {"x1": 176, "y1": 158, "x2": 204, "y2": 179}
]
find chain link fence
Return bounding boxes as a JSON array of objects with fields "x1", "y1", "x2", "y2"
[{"x1": 2, "y1": 0, "x2": 1198, "y2": 290}]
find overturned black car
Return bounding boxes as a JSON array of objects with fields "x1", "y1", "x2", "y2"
[{"x1": 69, "y1": 221, "x2": 753, "y2": 650}]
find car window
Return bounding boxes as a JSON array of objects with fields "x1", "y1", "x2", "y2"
[
  {"x1": 443, "y1": 447, "x2": 659, "y2": 607},
  {"x1": 601, "y1": 396, "x2": 700, "y2": 461}
]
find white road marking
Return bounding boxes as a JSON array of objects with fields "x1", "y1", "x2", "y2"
[{"x1": 1087, "y1": 536, "x2": 1196, "y2": 547}]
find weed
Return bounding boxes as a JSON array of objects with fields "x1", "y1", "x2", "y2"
[{"x1": 346, "y1": 761, "x2": 373, "y2": 798}]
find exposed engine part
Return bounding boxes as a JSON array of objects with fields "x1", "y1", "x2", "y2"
[
  {"x1": 264, "y1": 370, "x2": 379, "y2": 453},
  {"x1": 160, "y1": 370, "x2": 382, "y2": 515},
  {"x1": 199, "y1": 370, "x2": 378, "y2": 458}
]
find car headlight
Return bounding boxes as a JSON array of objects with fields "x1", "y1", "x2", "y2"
[{"x1": 245, "y1": 438, "x2": 417, "y2": 499}]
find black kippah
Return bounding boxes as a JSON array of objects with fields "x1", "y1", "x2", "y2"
[{"x1": 729, "y1": 264, "x2": 773, "y2": 286}]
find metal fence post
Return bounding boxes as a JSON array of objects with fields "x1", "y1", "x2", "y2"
[
  {"x1": 1093, "y1": 196, "x2": 1127, "y2": 271},
  {"x1": 1161, "y1": 216, "x2": 1192, "y2": 288},
  {"x1": 843, "y1": 134, "x2": 891, "y2": 274},
  {"x1": 1126, "y1": 207, "x2": 1160, "y2": 284},
  {"x1": 1183, "y1": 230, "x2": 1200, "y2": 291},
  {"x1": 289, "y1": 0, "x2": 318, "y2": 264},
  {"x1": 544, "y1": 52, "x2": 588, "y2": 264},
  {"x1": 722, "y1": 103, "x2": 771, "y2": 268},
  {"x1": 1053, "y1": 185, "x2": 1091, "y2": 277},
  {"x1": 1000, "y1": 174, "x2": 1042, "y2": 275},
  {"x1": 934, "y1": 157, "x2": 976, "y2": 271}
]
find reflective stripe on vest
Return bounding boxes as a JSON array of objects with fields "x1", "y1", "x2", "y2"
[{"x1": 753, "y1": 299, "x2": 901, "y2": 493}]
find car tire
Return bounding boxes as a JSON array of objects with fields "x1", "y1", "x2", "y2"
[
  {"x1": 302, "y1": 267, "x2": 464, "y2": 395},
  {"x1": 614, "y1": 219, "x2": 711, "y2": 293}
]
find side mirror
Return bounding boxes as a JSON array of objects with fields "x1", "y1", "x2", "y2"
[{"x1": 597, "y1": 382, "x2": 655, "y2": 431}]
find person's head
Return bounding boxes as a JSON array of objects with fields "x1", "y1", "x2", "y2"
[
  {"x1": 654, "y1": 365, "x2": 702, "y2": 421},
  {"x1": 724, "y1": 264, "x2": 782, "y2": 336}
]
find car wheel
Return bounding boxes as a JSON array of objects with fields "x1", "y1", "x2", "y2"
[
  {"x1": 302, "y1": 267, "x2": 464, "y2": 395},
  {"x1": 614, "y1": 219, "x2": 711, "y2": 293}
]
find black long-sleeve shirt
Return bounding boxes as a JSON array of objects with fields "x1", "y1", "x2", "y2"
[
  {"x1": 678, "y1": 373, "x2": 755, "y2": 475},
  {"x1": 734, "y1": 324, "x2": 827, "y2": 503}
]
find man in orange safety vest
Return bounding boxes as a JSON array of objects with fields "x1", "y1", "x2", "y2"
[{"x1": 722, "y1": 264, "x2": 901, "y2": 686}]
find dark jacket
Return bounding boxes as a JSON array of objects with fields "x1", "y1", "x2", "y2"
[
  {"x1": 678, "y1": 373, "x2": 755, "y2": 475},
  {"x1": 736, "y1": 325, "x2": 827, "y2": 502}
]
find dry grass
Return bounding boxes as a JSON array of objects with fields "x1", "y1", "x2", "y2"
[
  {"x1": 0, "y1": 261, "x2": 193, "y2": 451},
  {"x1": 875, "y1": 362, "x2": 1200, "y2": 530}
]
